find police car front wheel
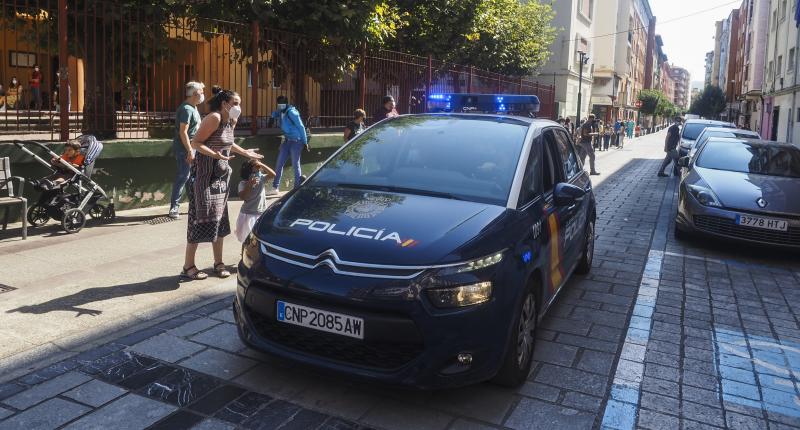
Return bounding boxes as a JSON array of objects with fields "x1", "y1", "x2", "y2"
[
  {"x1": 575, "y1": 220, "x2": 595, "y2": 275},
  {"x1": 493, "y1": 282, "x2": 537, "y2": 387}
]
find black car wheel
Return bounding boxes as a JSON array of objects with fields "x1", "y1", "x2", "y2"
[
  {"x1": 493, "y1": 282, "x2": 537, "y2": 387},
  {"x1": 27, "y1": 204, "x2": 50, "y2": 227},
  {"x1": 62, "y1": 208, "x2": 86, "y2": 234},
  {"x1": 575, "y1": 220, "x2": 595, "y2": 275}
]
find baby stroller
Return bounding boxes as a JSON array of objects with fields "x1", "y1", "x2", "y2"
[{"x1": 13, "y1": 136, "x2": 115, "y2": 234}]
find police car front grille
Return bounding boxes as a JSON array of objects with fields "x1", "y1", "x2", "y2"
[
  {"x1": 247, "y1": 308, "x2": 423, "y2": 370},
  {"x1": 693, "y1": 215, "x2": 800, "y2": 246},
  {"x1": 261, "y1": 242, "x2": 429, "y2": 279}
]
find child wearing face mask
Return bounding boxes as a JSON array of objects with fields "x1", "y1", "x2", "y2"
[{"x1": 7, "y1": 77, "x2": 21, "y2": 110}]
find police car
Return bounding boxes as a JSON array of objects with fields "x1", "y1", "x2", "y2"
[{"x1": 234, "y1": 99, "x2": 596, "y2": 388}]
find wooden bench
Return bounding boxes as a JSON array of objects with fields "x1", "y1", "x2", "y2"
[{"x1": 0, "y1": 157, "x2": 27, "y2": 239}]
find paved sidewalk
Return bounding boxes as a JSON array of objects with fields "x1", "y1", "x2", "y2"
[{"x1": 1, "y1": 131, "x2": 798, "y2": 430}]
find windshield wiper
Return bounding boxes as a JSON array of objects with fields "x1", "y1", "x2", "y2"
[{"x1": 333, "y1": 182, "x2": 466, "y2": 201}]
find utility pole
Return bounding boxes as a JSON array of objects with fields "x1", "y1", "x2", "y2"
[{"x1": 576, "y1": 51, "x2": 588, "y2": 126}]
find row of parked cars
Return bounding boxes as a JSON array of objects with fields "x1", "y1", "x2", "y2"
[{"x1": 674, "y1": 119, "x2": 799, "y2": 249}]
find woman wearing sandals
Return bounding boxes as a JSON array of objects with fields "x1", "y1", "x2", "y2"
[{"x1": 181, "y1": 86, "x2": 264, "y2": 281}]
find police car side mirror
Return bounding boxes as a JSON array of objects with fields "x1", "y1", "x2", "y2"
[
  {"x1": 678, "y1": 156, "x2": 690, "y2": 168},
  {"x1": 554, "y1": 183, "x2": 585, "y2": 207}
]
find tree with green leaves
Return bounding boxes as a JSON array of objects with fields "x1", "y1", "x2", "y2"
[
  {"x1": 689, "y1": 85, "x2": 727, "y2": 119},
  {"x1": 392, "y1": 0, "x2": 556, "y2": 75}
]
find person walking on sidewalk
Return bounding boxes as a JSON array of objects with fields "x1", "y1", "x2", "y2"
[
  {"x1": 169, "y1": 81, "x2": 204, "y2": 219},
  {"x1": 267, "y1": 95, "x2": 308, "y2": 195},
  {"x1": 181, "y1": 86, "x2": 263, "y2": 281},
  {"x1": 657, "y1": 116, "x2": 683, "y2": 177},
  {"x1": 578, "y1": 114, "x2": 600, "y2": 176},
  {"x1": 626, "y1": 119, "x2": 635, "y2": 139}
]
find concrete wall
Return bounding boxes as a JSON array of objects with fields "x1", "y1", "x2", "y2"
[{"x1": 1, "y1": 133, "x2": 345, "y2": 222}]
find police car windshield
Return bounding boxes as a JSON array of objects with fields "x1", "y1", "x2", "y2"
[{"x1": 310, "y1": 116, "x2": 528, "y2": 206}]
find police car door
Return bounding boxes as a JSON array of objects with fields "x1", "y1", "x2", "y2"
[
  {"x1": 541, "y1": 128, "x2": 580, "y2": 295},
  {"x1": 553, "y1": 128, "x2": 590, "y2": 270}
]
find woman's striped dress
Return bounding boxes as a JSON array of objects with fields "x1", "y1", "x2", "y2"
[{"x1": 187, "y1": 121, "x2": 234, "y2": 243}]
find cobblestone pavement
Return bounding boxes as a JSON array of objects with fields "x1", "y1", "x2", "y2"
[{"x1": 1, "y1": 131, "x2": 798, "y2": 430}]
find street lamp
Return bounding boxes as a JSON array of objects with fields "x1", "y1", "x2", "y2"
[{"x1": 576, "y1": 51, "x2": 589, "y2": 126}]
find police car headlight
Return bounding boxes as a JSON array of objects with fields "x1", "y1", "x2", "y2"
[
  {"x1": 437, "y1": 251, "x2": 505, "y2": 276},
  {"x1": 241, "y1": 232, "x2": 261, "y2": 269},
  {"x1": 427, "y1": 282, "x2": 492, "y2": 308}
]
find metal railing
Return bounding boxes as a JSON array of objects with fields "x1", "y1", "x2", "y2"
[{"x1": 0, "y1": 0, "x2": 555, "y2": 141}]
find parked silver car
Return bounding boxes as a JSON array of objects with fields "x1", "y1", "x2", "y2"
[
  {"x1": 688, "y1": 127, "x2": 761, "y2": 158},
  {"x1": 678, "y1": 119, "x2": 735, "y2": 157},
  {"x1": 675, "y1": 137, "x2": 800, "y2": 248}
]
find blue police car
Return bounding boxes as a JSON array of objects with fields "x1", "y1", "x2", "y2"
[{"x1": 235, "y1": 113, "x2": 596, "y2": 388}]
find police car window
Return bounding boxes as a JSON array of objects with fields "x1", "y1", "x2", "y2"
[
  {"x1": 518, "y1": 137, "x2": 541, "y2": 206},
  {"x1": 542, "y1": 134, "x2": 559, "y2": 194},
  {"x1": 553, "y1": 129, "x2": 581, "y2": 179},
  {"x1": 309, "y1": 116, "x2": 528, "y2": 206}
]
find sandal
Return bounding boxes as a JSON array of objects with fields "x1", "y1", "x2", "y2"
[
  {"x1": 213, "y1": 262, "x2": 231, "y2": 278},
  {"x1": 180, "y1": 265, "x2": 208, "y2": 281}
]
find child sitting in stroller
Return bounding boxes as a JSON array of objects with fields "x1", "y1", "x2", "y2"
[{"x1": 34, "y1": 140, "x2": 85, "y2": 190}]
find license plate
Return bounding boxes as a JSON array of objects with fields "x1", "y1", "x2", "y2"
[
  {"x1": 735, "y1": 214, "x2": 788, "y2": 231},
  {"x1": 276, "y1": 301, "x2": 364, "y2": 339}
]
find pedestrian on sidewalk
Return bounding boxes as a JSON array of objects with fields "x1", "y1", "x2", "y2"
[
  {"x1": 343, "y1": 109, "x2": 366, "y2": 141},
  {"x1": 626, "y1": 119, "x2": 634, "y2": 139},
  {"x1": 235, "y1": 159, "x2": 276, "y2": 242},
  {"x1": 181, "y1": 86, "x2": 263, "y2": 281},
  {"x1": 29, "y1": 65, "x2": 42, "y2": 110},
  {"x1": 578, "y1": 114, "x2": 600, "y2": 176},
  {"x1": 381, "y1": 95, "x2": 399, "y2": 120},
  {"x1": 602, "y1": 121, "x2": 612, "y2": 151},
  {"x1": 657, "y1": 116, "x2": 683, "y2": 177},
  {"x1": 169, "y1": 81, "x2": 205, "y2": 219},
  {"x1": 564, "y1": 117, "x2": 574, "y2": 136},
  {"x1": 267, "y1": 95, "x2": 308, "y2": 195}
]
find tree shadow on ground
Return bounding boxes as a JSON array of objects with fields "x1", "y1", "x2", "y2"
[{"x1": 6, "y1": 275, "x2": 184, "y2": 317}]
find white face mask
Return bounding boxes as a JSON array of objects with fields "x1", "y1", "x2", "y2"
[
  {"x1": 12, "y1": 80, "x2": 17, "y2": 85},
  {"x1": 197, "y1": 93, "x2": 205, "y2": 104},
  {"x1": 277, "y1": 103, "x2": 287, "y2": 111},
  {"x1": 34, "y1": 68, "x2": 39, "y2": 72},
  {"x1": 228, "y1": 104, "x2": 241, "y2": 120}
]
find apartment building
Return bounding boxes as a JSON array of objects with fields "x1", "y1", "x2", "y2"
[
  {"x1": 761, "y1": 0, "x2": 799, "y2": 142},
  {"x1": 534, "y1": 0, "x2": 597, "y2": 123},
  {"x1": 671, "y1": 67, "x2": 691, "y2": 110},
  {"x1": 705, "y1": 51, "x2": 714, "y2": 87},
  {"x1": 589, "y1": 0, "x2": 654, "y2": 123}
]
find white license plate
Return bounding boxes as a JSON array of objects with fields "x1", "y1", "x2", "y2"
[
  {"x1": 735, "y1": 214, "x2": 788, "y2": 232},
  {"x1": 276, "y1": 301, "x2": 364, "y2": 339}
]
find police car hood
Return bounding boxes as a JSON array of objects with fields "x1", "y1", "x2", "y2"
[{"x1": 256, "y1": 186, "x2": 508, "y2": 266}]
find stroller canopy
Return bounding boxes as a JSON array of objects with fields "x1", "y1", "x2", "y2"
[{"x1": 76, "y1": 135, "x2": 103, "y2": 167}]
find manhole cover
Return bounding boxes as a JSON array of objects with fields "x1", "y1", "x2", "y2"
[
  {"x1": 0, "y1": 284, "x2": 16, "y2": 294},
  {"x1": 144, "y1": 216, "x2": 177, "y2": 225}
]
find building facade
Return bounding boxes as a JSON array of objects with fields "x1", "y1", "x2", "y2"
[
  {"x1": 671, "y1": 67, "x2": 691, "y2": 110},
  {"x1": 724, "y1": 8, "x2": 742, "y2": 123},
  {"x1": 589, "y1": 0, "x2": 654, "y2": 124},
  {"x1": 761, "y1": 0, "x2": 800, "y2": 142},
  {"x1": 705, "y1": 51, "x2": 714, "y2": 87},
  {"x1": 534, "y1": 0, "x2": 597, "y2": 124}
]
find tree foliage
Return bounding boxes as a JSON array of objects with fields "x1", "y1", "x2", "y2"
[
  {"x1": 689, "y1": 85, "x2": 727, "y2": 119},
  {"x1": 392, "y1": 0, "x2": 556, "y2": 75},
  {"x1": 638, "y1": 89, "x2": 676, "y2": 118}
]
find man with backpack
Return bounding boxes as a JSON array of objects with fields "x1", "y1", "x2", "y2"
[
  {"x1": 268, "y1": 95, "x2": 308, "y2": 195},
  {"x1": 578, "y1": 114, "x2": 600, "y2": 175}
]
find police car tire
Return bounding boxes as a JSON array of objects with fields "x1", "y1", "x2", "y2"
[
  {"x1": 575, "y1": 220, "x2": 595, "y2": 275},
  {"x1": 493, "y1": 282, "x2": 537, "y2": 387},
  {"x1": 674, "y1": 222, "x2": 687, "y2": 240}
]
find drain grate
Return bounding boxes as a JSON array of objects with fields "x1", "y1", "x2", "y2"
[
  {"x1": 144, "y1": 216, "x2": 177, "y2": 225},
  {"x1": 0, "y1": 284, "x2": 16, "y2": 295}
]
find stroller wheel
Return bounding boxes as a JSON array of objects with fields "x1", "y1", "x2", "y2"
[
  {"x1": 62, "y1": 208, "x2": 86, "y2": 234},
  {"x1": 27, "y1": 205, "x2": 50, "y2": 227},
  {"x1": 88, "y1": 205, "x2": 104, "y2": 219},
  {"x1": 101, "y1": 205, "x2": 116, "y2": 223}
]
